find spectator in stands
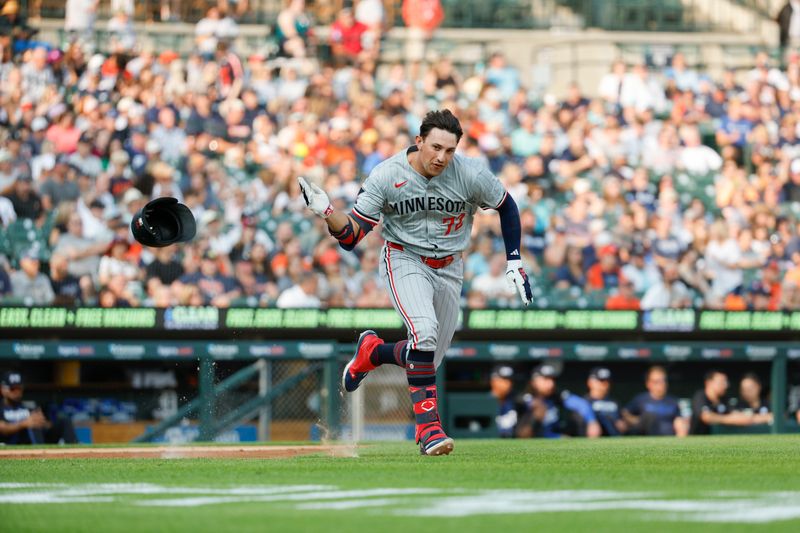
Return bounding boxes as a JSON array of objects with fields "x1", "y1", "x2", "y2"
[
  {"x1": 554, "y1": 245, "x2": 587, "y2": 290},
  {"x1": 53, "y1": 212, "x2": 109, "y2": 282},
  {"x1": 4, "y1": 174, "x2": 42, "y2": 220},
  {"x1": 64, "y1": 0, "x2": 98, "y2": 45},
  {"x1": 329, "y1": 8, "x2": 368, "y2": 66},
  {"x1": 354, "y1": 0, "x2": 384, "y2": 56},
  {"x1": 145, "y1": 245, "x2": 184, "y2": 286},
  {"x1": 623, "y1": 365, "x2": 687, "y2": 437},
  {"x1": 471, "y1": 255, "x2": 517, "y2": 303},
  {"x1": 598, "y1": 60, "x2": 626, "y2": 108},
  {"x1": 490, "y1": 365, "x2": 518, "y2": 438},
  {"x1": 107, "y1": 10, "x2": 136, "y2": 53},
  {"x1": 276, "y1": 270, "x2": 320, "y2": 308},
  {"x1": 48, "y1": 252, "x2": 88, "y2": 306},
  {"x1": 9, "y1": 249, "x2": 53, "y2": 305},
  {"x1": 689, "y1": 370, "x2": 773, "y2": 435},
  {"x1": 585, "y1": 367, "x2": 627, "y2": 436},
  {"x1": 516, "y1": 364, "x2": 601, "y2": 439},
  {"x1": 677, "y1": 125, "x2": 722, "y2": 175},
  {"x1": 704, "y1": 220, "x2": 743, "y2": 306},
  {"x1": 40, "y1": 160, "x2": 81, "y2": 210},
  {"x1": 0, "y1": 371, "x2": 78, "y2": 445},
  {"x1": 605, "y1": 276, "x2": 641, "y2": 310},
  {"x1": 640, "y1": 260, "x2": 692, "y2": 310},
  {"x1": 178, "y1": 250, "x2": 241, "y2": 307},
  {"x1": 275, "y1": 0, "x2": 312, "y2": 58},
  {"x1": 586, "y1": 245, "x2": 620, "y2": 291},
  {"x1": 195, "y1": 7, "x2": 222, "y2": 59}
]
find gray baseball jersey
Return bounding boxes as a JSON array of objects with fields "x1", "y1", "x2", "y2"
[
  {"x1": 352, "y1": 146, "x2": 507, "y2": 257},
  {"x1": 353, "y1": 146, "x2": 507, "y2": 367}
]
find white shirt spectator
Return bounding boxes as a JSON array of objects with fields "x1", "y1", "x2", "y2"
[
  {"x1": 704, "y1": 238, "x2": 743, "y2": 297},
  {"x1": 356, "y1": 0, "x2": 384, "y2": 27},
  {"x1": 679, "y1": 145, "x2": 722, "y2": 175},
  {"x1": 640, "y1": 279, "x2": 691, "y2": 310},
  {"x1": 0, "y1": 196, "x2": 16, "y2": 227},
  {"x1": 277, "y1": 284, "x2": 321, "y2": 308},
  {"x1": 64, "y1": 0, "x2": 97, "y2": 32}
]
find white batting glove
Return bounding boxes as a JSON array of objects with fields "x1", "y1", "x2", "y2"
[
  {"x1": 298, "y1": 176, "x2": 334, "y2": 219},
  {"x1": 506, "y1": 259, "x2": 533, "y2": 306}
]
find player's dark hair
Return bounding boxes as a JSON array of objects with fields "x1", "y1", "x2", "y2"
[
  {"x1": 704, "y1": 369, "x2": 725, "y2": 382},
  {"x1": 419, "y1": 109, "x2": 463, "y2": 142},
  {"x1": 741, "y1": 372, "x2": 761, "y2": 386}
]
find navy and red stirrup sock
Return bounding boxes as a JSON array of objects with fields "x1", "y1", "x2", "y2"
[
  {"x1": 370, "y1": 340, "x2": 409, "y2": 367},
  {"x1": 405, "y1": 349, "x2": 436, "y2": 387}
]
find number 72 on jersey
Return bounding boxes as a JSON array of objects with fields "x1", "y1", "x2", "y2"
[{"x1": 443, "y1": 213, "x2": 465, "y2": 235}]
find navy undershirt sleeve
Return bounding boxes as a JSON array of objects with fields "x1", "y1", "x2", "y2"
[{"x1": 497, "y1": 193, "x2": 522, "y2": 261}]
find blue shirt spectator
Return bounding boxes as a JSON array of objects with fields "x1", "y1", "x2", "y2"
[{"x1": 623, "y1": 366, "x2": 687, "y2": 437}]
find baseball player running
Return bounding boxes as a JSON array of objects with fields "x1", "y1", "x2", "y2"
[{"x1": 299, "y1": 109, "x2": 532, "y2": 456}]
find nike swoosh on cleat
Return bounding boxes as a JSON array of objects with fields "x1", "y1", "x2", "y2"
[{"x1": 394, "y1": 180, "x2": 408, "y2": 188}]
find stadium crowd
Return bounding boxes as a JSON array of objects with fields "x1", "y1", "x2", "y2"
[{"x1": 2, "y1": 2, "x2": 800, "y2": 312}]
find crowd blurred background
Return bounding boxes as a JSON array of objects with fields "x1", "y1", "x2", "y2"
[{"x1": 1, "y1": 0, "x2": 800, "y2": 312}]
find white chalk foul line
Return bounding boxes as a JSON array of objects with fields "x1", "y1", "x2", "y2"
[{"x1": 1, "y1": 483, "x2": 799, "y2": 523}]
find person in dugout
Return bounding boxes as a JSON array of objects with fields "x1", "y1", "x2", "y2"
[
  {"x1": 490, "y1": 365, "x2": 518, "y2": 438},
  {"x1": 516, "y1": 364, "x2": 601, "y2": 438},
  {"x1": 584, "y1": 367, "x2": 628, "y2": 436},
  {"x1": 0, "y1": 371, "x2": 77, "y2": 445}
]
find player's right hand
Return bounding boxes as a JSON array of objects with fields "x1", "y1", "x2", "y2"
[
  {"x1": 24, "y1": 410, "x2": 48, "y2": 429},
  {"x1": 298, "y1": 177, "x2": 334, "y2": 219},
  {"x1": 506, "y1": 259, "x2": 533, "y2": 306}
]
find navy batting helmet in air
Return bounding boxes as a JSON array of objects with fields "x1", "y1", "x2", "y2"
[{"x1": 131, "y1": 197, "x2": 196, "y2": 247}]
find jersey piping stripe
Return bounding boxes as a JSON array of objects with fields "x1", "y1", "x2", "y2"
[
  {"x1": 352, "y1": 207, "x2": 379, "y2": 226},
  {"x1": 384, "y1": 246, "x2": 420, "y2": 349},
  {"x1": 494, "y1": 190, "x2": 509, "y2": 210}
]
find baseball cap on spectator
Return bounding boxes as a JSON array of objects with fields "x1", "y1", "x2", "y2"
[
  {"x1": 87, "y1": 54, "x2": 105, "y2": 73},
  {"x1": 573, "y1": 178, "x2": 591, "y2": 196},
  {"x1": 47, "y1": 49, "x2": 63, "y2": 64},
  {"x1": 330, "y1": 117, "x2": 350, "y2": 131},
  {"x1": 158, "y1": 50, "x2": 180, "y2": 65},
  {"x1": 491, "y1": 365, "x2": 514, "y2": 380},
  {"x1": 532, "y1": 363, "x2": 559, "y2": 379},
  {"x1": 31, "y1": 117, "x2": 48, "y2": 132},
  {"x1": 122, "y1": 188, "x2": 144, "y2": 206},
  {"x1": 1, "y1": 371, "x2": 23, "y2": 388},
  {"x1": 199, "y1": 210, "x2": 221, "y2": 228},
  {"x1": 589, "y1": 367, "x2": 612, "y2": 381},
  {"x1": 318, "y1": 248, "x2": 340, "y2": 268},
  {"x1": 598, "y1": 245, "x2": 617, "y2": 258},
  {"x1": 478, "y1": 133, "x2": 501, "y2": 152},
  {"x1": 145, "y1": 139, "x2": 162, "y2": 155},
  {"x1": 47, "y1": 102, "x2": 67, "y2": 120}
]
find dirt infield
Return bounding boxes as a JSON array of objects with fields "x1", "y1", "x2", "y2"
[{"x1": 0, "y1": 445, "x2": 355, "y2": 460}]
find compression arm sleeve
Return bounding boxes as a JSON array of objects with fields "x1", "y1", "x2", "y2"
[{"x1": 497, "y1": 193, "x2": 522, "y2": 260}]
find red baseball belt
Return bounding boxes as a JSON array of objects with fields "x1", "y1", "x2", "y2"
[{"x1": 387, "y1": 241, "x2": 455, "y2": 269}]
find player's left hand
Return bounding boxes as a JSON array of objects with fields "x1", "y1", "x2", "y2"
[
  {"x1": 506, "y1": 259, "x2": 533, "y2": 306},
  {"x1": 298, "y1": 176, "x2": 334, "y2": 219}
]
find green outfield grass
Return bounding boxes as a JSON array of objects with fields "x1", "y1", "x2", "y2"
[{"x1": 2, "y1": 436, "x2": 800, "y2": 532}]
